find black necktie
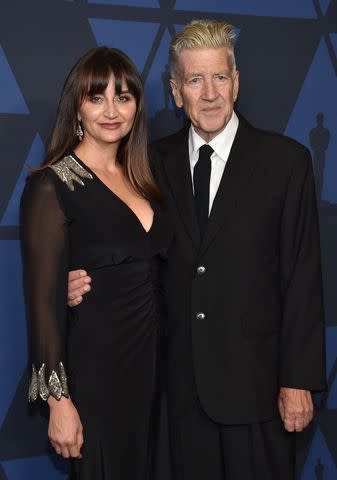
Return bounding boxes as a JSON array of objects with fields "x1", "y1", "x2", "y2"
[{"x1": 193, "y1": 144, "x2": 213, "y2": 237}]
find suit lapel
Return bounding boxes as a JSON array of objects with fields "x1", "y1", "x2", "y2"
[
  {"x1": 163, "y1": 127, "x2": 200, "y2": 247},
  {"x1": 199, "y1": 117, "x2": 259, "y2": 257}
]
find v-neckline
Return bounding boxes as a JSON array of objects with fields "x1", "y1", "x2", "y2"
[{"x1": 70, "y1": 153, "x2": 155, "y2": 234}]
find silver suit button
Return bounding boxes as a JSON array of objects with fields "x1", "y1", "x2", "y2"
[
  {"x1": 196, "y1": 312, "x2": 205, "y2": 320},
  {"x1": 197, "y1": 266, "x2": 206, "y2": 275}
]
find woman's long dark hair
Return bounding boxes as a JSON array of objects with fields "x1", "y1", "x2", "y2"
[{"x1": 42, "y1": 46, "x2": 161, "y2": 202}]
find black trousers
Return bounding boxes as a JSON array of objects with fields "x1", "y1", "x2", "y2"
[{"x1": 168, "y1": 401, "x2": 296, "y2": 480}]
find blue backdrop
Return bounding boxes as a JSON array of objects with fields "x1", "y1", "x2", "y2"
[{"x1": 0, "y1": 1, "x2": 336, "y2": 479}]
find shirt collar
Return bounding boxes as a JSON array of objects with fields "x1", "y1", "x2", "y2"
[{"x1": 189, "y1": 111, "x2": 239, "y2": 167}]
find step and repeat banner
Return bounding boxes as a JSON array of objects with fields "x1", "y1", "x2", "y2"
[{"x1": 0, "y1": 1, "x2": 336, "y2": 479}]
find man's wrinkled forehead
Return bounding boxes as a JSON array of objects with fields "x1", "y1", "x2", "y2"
[{"x1": 176, "y1": 46, "x2": 232, "y2": 77}]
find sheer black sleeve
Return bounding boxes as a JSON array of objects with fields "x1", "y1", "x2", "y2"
[{"x1": 21, "y1": 170, "x2": 70, "y2": 402}]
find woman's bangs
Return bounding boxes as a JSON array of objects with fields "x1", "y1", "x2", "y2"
[
  {"x1": 85, "y1": 63, "x2": 112, "y2": 97},
  {"x1": 111, "y1": 62, "x2": 140, "y2": 101},
  {"x1": 121, "y1": 69, "x2": 140, "y2": 100},
  {"x1": 78, "y1": 51, "x2": 141, "y2": 103}
]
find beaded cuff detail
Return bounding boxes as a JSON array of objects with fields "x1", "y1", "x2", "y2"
[
  {"x1": 28, "y1": 362, "x2": 69, "y2": 401},
  {"x1": 49, "y1": 155, "x2": 92, "y2": 191}
]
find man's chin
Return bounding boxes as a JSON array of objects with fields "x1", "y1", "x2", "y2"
[{"x1": 198, "y1": 122, "x2": 227, "y2": 137}]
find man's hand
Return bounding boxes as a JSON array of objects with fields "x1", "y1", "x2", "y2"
[
  {"x1": 278, "y1": 387, "x2": 313, "y2": 432},
  {"x1": 68, "y1": 270, "x2": 91, "y2": 307}
]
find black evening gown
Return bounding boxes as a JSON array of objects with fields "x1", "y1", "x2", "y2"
[{"x1": 21, "y1": 153, "x2": 171, "y2": 480}]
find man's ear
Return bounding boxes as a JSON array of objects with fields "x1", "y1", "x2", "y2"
[
  {"x1": 170, "y1": 78, "x2": 183, "y2": 108},
  {"x1": 233, "y1": 70, "x2": 239, "y2": 103}
]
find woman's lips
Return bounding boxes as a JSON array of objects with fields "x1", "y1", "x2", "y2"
[{"x1": 99, "y1": 122, "x2": 122, "y2": 129}]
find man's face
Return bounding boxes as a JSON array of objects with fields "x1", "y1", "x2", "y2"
[{"x1": 170, "y1": 47, "x2": 239, "y2": 143}]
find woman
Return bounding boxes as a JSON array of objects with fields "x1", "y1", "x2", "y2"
[{"x1": 21, "y1": 46, "x2": 170, "y2": 479}]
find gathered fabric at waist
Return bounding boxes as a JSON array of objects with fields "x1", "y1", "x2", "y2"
[
  {"x1": 67, "y1": 259, "x2": 159, "y2": 347},
  {"x1": 77, "y1": 259, "x2": 154, "y2": 304},
  {"x1": 69, "y1": 242, "x2": 168, "y2": 272}
]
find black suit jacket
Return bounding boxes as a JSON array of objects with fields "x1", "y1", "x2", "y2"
[{"x1": 151, "y1": 114, "x2": 326, "y2": 425}]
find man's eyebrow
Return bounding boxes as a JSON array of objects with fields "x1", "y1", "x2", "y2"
[
  {"x1": 185, "y1": 70, "x2": 230, "y2": 78},
  {"x1": 185, "y1": 73, "x2": 202, "y2": 78}
]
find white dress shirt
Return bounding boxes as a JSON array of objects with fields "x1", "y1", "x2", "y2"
[{"x1": 189, "y1": 111, "x2": 239, "y2": 214}]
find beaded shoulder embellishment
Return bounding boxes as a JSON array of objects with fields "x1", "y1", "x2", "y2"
[
  {"x1": 49, "y1": 155, "x2": 93, "y2": 191},
  {"x1": 28, "y1": 362, "x2": 70, "y2": 402}
]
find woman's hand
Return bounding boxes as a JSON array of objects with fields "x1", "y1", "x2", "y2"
[
  {"x1": 48, "y1": 396, "x2": 84, "y2": 458},
  {"x1": 68, "y1": 270, "x2": 91, "y2": 307}
]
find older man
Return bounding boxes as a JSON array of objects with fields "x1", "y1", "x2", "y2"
[{"x1": 68, "y1": 20, "x2": 326, "y2": 480}]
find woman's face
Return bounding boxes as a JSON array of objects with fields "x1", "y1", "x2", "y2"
[{"x1": 78, "y1": 74, "x2": 137, "y2": 147}]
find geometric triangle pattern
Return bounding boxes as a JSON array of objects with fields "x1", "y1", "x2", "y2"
[
  {"x1": 145, "y1": 28, "x2": 174, "y2": 118},
  {"x1": 0, "y1": 45, "x2": 29, "y2": 115},
  {"x1": 330, "y1": 33, "x2": 337, "y2": 57},
  {"x1": 88, "y1": 0, "x2": 158, "y2": 6},
  {"x1": 326, "y1": 328, "x2": 337, "y2": 409},
  {"x1": 2, "y1": 455, "x2": 69, "y2": 480},
  {"x1": 173, "y1": 24, "x2": 185, "y2": 34},
  {"x1": 285, "y1": 38, "x2": 337, "y2": 204},
  {"x1": 325, "y1": 327, "x2": 337, "y2": 378},
  {"x1": 88, "y1": 19, "x2": 160, "y2": 74},
  {"x1": 1, "y1": 133, "x2": 45, "y2": 226},
  {"x1": 327, "y1": 373, "x2": 337, "y2": 409},
  {"x1": 321, "y1": 0, "x2": 332, "y2": 15},
  {"x1": 0, "y1": 241, "x2": 27, "y2": 428},
  {"x1": 0, "y1": 464, "x2": 7, "y2": 480},
  {"x1": 174, "y1": 0, "x2": 317, "y2": 18},
  {"x1": 146, "y1": 27, "x2": 185, "y2": 140},
  {"x1": 300, "y1": 427, "x2": 337, "y2": 479},
  {"x1": 0, "y1": 370, "x2": 51, "y2": 461},
  {"x1": 320, "y1": 410, "x2": 337, "y2": 472}
]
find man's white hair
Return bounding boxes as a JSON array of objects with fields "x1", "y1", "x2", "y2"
[{"x1": 169, "y1": 19, "x2": 237, "y2": 81}]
